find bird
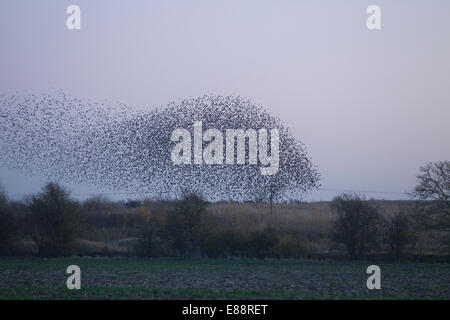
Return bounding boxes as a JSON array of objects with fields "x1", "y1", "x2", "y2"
[{"x1": 0, "y1": 91, "x2": 320, "y2": 202}]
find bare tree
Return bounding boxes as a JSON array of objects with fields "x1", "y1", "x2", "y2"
[
  {"x1": 82, "y1": 195, "x2": 113, "y2": 216},
  {"x1": 331, "y1": 194, "x2": 380, "y2": 260},
  {"x1": 411, "y1": 161, "x2": 450, "y2": 232}
]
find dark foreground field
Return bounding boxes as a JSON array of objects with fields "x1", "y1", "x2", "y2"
[{"x1": 0, "y1": 258, "x2": 449, "y2": 299}]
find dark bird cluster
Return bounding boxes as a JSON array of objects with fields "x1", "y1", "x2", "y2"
[{"x1": 0, "y1": 92, "x2": 320, "y2": 201}]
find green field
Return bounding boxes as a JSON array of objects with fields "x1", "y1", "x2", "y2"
[{"x1": 0, "y1": 258, "x2": 449, "y2": 299}]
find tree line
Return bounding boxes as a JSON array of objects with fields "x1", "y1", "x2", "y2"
[{"x1": 0, "y1": 161, "x2": 449, "y2": 260}]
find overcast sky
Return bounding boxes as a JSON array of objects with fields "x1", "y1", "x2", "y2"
[{"x1": 0, "y1": 0, "x2": 449, "y2": 201}]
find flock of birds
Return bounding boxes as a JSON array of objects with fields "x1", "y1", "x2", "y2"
[{"x1": 0, "y1": 92, "x2": 320, "y2": 201}]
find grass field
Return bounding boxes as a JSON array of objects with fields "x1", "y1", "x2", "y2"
[{"x1": 0, "y1": 258, "x2": 449, "y2": 299}]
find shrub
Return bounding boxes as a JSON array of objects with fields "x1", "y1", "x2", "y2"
[
  {"x1": 199, "y1": 230, "x2": 248, "y2": 258},
  {"x1": 199, "y1": 228, "x2": 312, "y2": 259},
  {"x1": 125, "y1": 199, "x2": 142, "y2": 209},
  {"x1": 199, "y1": 231, "x2": 230, "y2": 258},
  {"x1": 247, "y1": 228, "x2": 278, "y2": 258},
  {"x1": 274, "y1": 233, "x2": 311, "y2": 258}
]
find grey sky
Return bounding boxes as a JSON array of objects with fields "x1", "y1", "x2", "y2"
[{"x1": 1, "y1": 0, "x2": 449, "y2": 201}]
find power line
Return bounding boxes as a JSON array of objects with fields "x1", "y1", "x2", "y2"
[
  {"x1": 317, "y1": 188, "x2": 408, "y2": 195},
  {"x1": 6, "y1": 187, "x2": 410, "y2": 198}
]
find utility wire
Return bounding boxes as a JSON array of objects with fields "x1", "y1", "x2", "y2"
[
  {"x1": 317, "y1": 188, "x2": 408, "y2": 195},
  {"x1": 6, "y1": 187, "x2": 410, "y2": 198}
]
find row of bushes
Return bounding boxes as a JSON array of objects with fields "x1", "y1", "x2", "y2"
[
  {"x1": 330, "y1": 194, "x2": 417, "y2": 260},
  {"x1": 0, "y1": 181, "x2": 446, "y2": 260},
  {"x1": 134, "y1": 192, "x2": 424, "y2": 260},
  {"x1": 199, "y1": 229, "x2": 310, "y2": 259}
]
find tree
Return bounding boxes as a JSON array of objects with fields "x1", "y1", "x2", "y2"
[
  {"x1": 135, "y1": 204, "x2": 169, "y2": 257},
  {"x1": 0, "y1": 182, "x2": 17, "y2": 255},
  {"x1": 168, "y1": 191, "x2": 209, "y2": 256},
  {"x1": 82, "y1": 195, "x2": 113, "y2": 216},
  {"x1": 382, "y1": 212, "x2": 415, "y2": 260},
  {"x1": 411, "y1": 161, "x2": 450, "y2": 232},
  {"x1": 331, "y1": 194, "x2": 380, "y2": 260},
  {"x1": 26, "y1": 182, "x2": 83, "y2": 256}
]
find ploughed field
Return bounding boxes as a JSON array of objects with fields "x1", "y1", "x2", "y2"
[{"x1": 0, "y1": 258, "x2": 449, "y2": 299}]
